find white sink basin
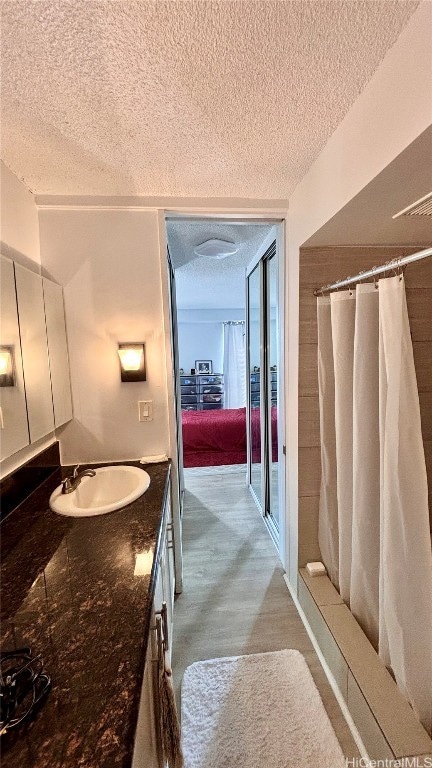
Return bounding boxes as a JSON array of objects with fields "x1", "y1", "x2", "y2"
[{"x1": 49, "y1": 465, "x2": 151, "y2": 517}]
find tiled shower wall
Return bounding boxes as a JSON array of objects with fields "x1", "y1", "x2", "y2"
[{"x1": 298, "y1": 246, "x2": 432, "y2": 567}]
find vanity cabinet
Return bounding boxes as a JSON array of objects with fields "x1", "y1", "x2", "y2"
[
  {"x1": 0, "y1": 257, "x2": 30, "y2": 460},
  {"x1": 133, "y1": 481, "x2": 176, "y2": 768},
  {"x1": 14, "y1": 263, "x2": 55, "y2": 442},
  {"x1": 132, "y1": 634, "x2": 161, "y2": 768},
  {"x1": 160, "y1": 490, "x2": 175, "y2": 653}
]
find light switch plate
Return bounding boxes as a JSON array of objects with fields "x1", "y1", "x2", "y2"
[{"x1": 138, "y1": 400, "x2": 153, "y2": 422}]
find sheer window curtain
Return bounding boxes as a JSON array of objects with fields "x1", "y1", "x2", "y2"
[
  {"x1": 223, "y1": 323, "x2": 246, "y2": 409},
  {"x1": 317, "y1": 275, "x2": 432, "y2": 733}
]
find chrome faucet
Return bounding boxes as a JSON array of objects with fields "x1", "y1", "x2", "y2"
[{"x1": 61, "y1": 464, "x2": 96, "y2": 494}]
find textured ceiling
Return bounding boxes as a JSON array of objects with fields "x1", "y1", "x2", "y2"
[
  {"x1": 167, "y1": 220, "x2": 273, "y2": 309},
  {"x1": 1, "y1": 1, "x2": 418, "y2": 198}
]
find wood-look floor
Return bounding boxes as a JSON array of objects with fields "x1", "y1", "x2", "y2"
[{"x1": 172, "y1": 469, "x2": 360, "y2": 760}]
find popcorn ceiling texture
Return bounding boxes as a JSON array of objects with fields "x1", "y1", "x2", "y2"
[
  {"x1": 167, "y1": 220, "x2": 272, "y2": 270},
  {"x1": 1, "y1": 1, "x2": 418, "y2": 198},
  {"x1": 167, "y1": 220, "x2": 273, "y2": 309}
]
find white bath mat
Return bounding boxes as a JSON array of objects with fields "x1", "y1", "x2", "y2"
[{"x1": 181, "y1": 649, "x2": 346, "y2": 768}]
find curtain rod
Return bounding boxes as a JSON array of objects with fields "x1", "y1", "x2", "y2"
[
  {"x1": 313, "y1": 246, "x2": 432, "y2": 297},
  {"x1": 223, "y1": 320, "x2": 245, "y2": 325}
]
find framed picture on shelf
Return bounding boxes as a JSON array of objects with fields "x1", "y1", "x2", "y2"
[{"x1": 195, "y1": 359, "x2": 213, "y2": 375}]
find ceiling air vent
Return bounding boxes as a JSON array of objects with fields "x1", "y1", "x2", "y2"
[{"x1": 392, "y1": 192, "x2": 432, "y2": 219}]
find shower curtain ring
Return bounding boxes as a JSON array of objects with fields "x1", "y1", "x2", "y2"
[{"x1": 390, "y1": 258, "x2": 400, "y2": 278}]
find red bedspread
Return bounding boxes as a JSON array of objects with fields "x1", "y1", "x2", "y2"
[{"x1": 182, "y1": 407, "x2": 278, "y2": 468}]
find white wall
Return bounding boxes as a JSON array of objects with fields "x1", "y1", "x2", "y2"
[
  {"x1": 178, "y1": 322, "x2": 223, "y2": 375},
  {"x1": 39, "y1": 209, "x2": 169, "y2": 465},
  {"x1": 177, "y1": 308, "x2": 245, "y2": 374},
  {"x1": 285, "y1": 1, "x2": 432, "y2": 586},
  {"x1": 0, "y1": 162, "x2": 40, "y2": 267},
  {"x1": 288, "y1": 2, "x2": 432, "y2": 253}
]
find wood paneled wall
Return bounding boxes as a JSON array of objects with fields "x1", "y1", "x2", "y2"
[{"x1": 298, "y1": 246, "x2": 432, "y2": 567}]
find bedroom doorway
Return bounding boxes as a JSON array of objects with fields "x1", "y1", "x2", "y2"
[
  {"x1": 164, "y1": 216, "x2": 285, "y2": 552},
  {"x1": 247, "y1": 238, "x2": 281, "y2": 541}
]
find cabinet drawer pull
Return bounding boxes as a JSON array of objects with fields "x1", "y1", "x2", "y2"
[
  {"x1": 154, "y1": 615, "x2": 163, "y2": 664},
  {"x1": 155, "y1": 601, "x2": 169, "y2": 652},
  {"x1": 166, "y1": 523, "x2": 174, "y2": 549}
]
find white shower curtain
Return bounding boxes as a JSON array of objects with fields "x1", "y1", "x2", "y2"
[
  {"x1": 223, "y1": 323, "x2": 246, "y2": 409},
  {"x1": 317, "y1": 297, "x2": 339, "y2": 589},
  {"x1": 330, "y1": 291, "x2": 356, "y2": 606},
  {"x1": 378, "y1": 275, "x2": 432, "y2": 733},
  {"x1": 317, "y1": 275, "x2": 432, "y2": 733},
  {"x1": 351, "y1": 284, "x2": 380, "y2": 650}
]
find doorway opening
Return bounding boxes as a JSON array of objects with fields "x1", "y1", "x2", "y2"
[{"x1": 165, "y1": 215, "x2": 284, "y2": 551}]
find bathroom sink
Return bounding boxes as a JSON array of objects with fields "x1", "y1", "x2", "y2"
[{"x1": 49, "y1": 465, "x2": 151, "y2": 517}]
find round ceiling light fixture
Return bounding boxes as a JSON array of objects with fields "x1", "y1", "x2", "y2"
[{"x1": 193, "y1": 239, "x2": 239, "y2": 259}]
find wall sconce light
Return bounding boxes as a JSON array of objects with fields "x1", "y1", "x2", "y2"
[
  {"x1": 0, "y1": 346, "x2": 15, "y2": 387},
  {"x1": 118, "y1": 343, "x2": 146, "y2": 382}
]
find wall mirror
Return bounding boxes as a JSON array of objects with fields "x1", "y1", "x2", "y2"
[{"x1": 0, "y1": 255, "x2": 73, "y2": 463}]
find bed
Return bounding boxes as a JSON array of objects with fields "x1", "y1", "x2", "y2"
[{"x1": 181, "y1": 407, "x2": 278, "y2": 468}]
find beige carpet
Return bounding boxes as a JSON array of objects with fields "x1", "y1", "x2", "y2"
[{"x1": 181, "y1": 649, "x2": 346, "y2": 768}]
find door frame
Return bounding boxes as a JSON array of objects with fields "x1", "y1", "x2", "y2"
[
  {"x1": 166, "y1": 246, "x2": 185, "y2": 506},
  {"x1": 246, "y1": 226, "x2": 284, "y2": 549},
  {"x1": 245, "y1": 258, "x2": 264, "y2": 511},
  {"x1": 159, "y1": 210, "x2": 287, "y2": 568}
]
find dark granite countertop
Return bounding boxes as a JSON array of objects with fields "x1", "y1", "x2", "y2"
[{"x1": 0, "y1": 460, "x2": 170, "y2": 768}]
